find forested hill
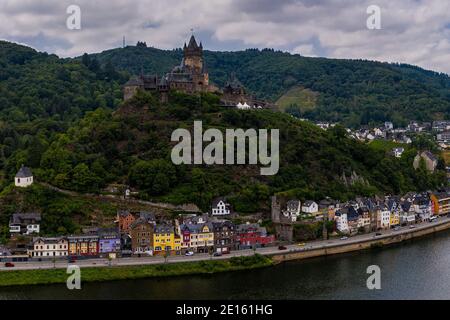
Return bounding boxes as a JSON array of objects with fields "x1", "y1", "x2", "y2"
[
  {"x1": 0, "y1": 41, "x2": 127, "y2": 180},
  {"x1": 33, "y1": 91, "x2": 448, "y2": 213},
  {"x1": 0, "y1": 40, "x2": 447, "y2": 218},
  {"x1": 89, "y1": 45, "x2": 450, "y2": 127}
]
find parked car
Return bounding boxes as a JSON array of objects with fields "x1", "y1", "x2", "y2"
[
  {"x1": 429, "y1": 216, "x2": 438, "y2": 222},
  {"x1": 394, "y1": 227, "x2": 400, "y2": 231},
  {"x1": 409, "y1": 225, "x2": 416, "y2": 229},
  {"x1": 340, "y1": 236, "x2": 348, "y2": 240},
  {"x1": 4, "y1": 262, "x2": 14, "y2": 267},
  {"x1": 297, "y1": 243, "x2": 306, "y2": 247},
  {"x1": 278, "y1": 245, "x2": 287, "y2": 250},
  {"x1": 213, "y1": 252, "x2": 222, "y2": 257},
  {"x1": 375, "y1": 232, "x2": 382, "y2": 236},
  {"x1": 185, "y1": 251, "x2": 194, "y2": 256},
  {"x1": 68, "y1": 256, "x2": 77, "y2": 263}
]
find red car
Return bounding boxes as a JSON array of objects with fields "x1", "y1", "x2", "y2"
[{"x1": 4, "y1": 262, "x2": 14, "y2": 267}]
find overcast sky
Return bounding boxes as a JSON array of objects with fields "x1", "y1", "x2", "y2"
[{"x1": 1, "y1": 0, "x2": 450, "y2": 74}]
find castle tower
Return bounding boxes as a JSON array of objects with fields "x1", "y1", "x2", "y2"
[
  {"x1": 183, "y1": 35, "x2": 203, "y2": 73},
  {"x1": 271, "y1": 196, "x2": 281, "y2": 223}
]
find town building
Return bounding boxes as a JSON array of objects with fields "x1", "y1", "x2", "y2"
[
  {"x1": 98, "y1": 228, "x2": 121, "y2": 258},
  {"x1": 130, "y1": 218, "x2": 154, "y2": 255},
  {"x1": 153, "y1": 224, "x2": 180, "y2": 255},
  {"x1": 318, "y1": 198, "x2": 339, "y2": 220},
  {"x1": 377, "y1": 206, "x2": 391, "y2": 230},
  {"x1": 436, "y1": 131, "x2": 450, "y2": 144},
  {"x1": 413, "y1": 151, "x2": 438, "y2": 172},
  {"x1": 392, "y1": 147, "x2": 405, "y2": 158},
  {"x1": 413, "y1": 194, "x2": 432, "y2": 221},
  {"x1": 234, "y1": 223, "x2": 275, "y2": 250},
  {"x1": 346, "y1": 206, "x2": 360, "y2": 233},
  {"x1": 14, "y1": 165, "x2": 33, "y2": 187},
  {"x1": 301, "y1": 201, "x2": 319, "y2": 216},
  {"x1": 387, "y1": 197, "x2": 401, "y2": 227},
  {"x1": 0, "y1": 246, "x2": 13, "y2": 262},
  {"x1": 9, "y1": 213, "x2": 41, "y2": 236},
  {"x1": 212, "y1": 220, "x2": 235, "y2": 254},
  {"x1": 116, "y1": 210, "x2": 156, "y2": 234},
  {"x1": 116, "y1": 210, "x2": 136, "y2": 234},
  {"x1": 400, "y1": 201, "x2": 416, "y2": 225},
  {"x1": 211, "y1": 197, "x2": 232, "y2": 216},
  {"x1": 281, "y1": 199, "x2": 301, "y2": 222},
  {"x1": 30, "y1": 237, "x2": 68, "y2": 258},
  {"x1": 430, "y1": 191, "x2": 450, "y2": 216},
  {"x1": 385, "y1": 122, "x2": 394, "y2": 131},
  {"x1": 67, "y1": 235, "x2": 99, "y2": 257},
  {"x1": 334, "y1": 208, "x2": 349, "y2": 233},
  {"x1": 180, "y1": 222, "x2": 214, "y2": 253},
  {"x1": 432, "y1": 121, "x2": 450, "y2": 132},
  {"x1": 357, "y1": 207, "x2": 371, "y2": 231},
  {"x1": 390, "y1": 212, "x2": 400, "y2": 227}
]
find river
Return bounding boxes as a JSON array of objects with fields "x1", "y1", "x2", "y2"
[{"x1": 1, "y1": 230, "x2": 450, "y2": 300}]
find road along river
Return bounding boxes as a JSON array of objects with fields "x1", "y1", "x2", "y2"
[{"x1": 1, "y1": 220, "x2": 450, "y2": 299}]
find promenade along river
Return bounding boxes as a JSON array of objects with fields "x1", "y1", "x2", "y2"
[{"x1": 2, "y1": 229, "x2": 450, "y2": 300}]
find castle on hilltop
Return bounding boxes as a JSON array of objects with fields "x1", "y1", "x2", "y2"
[
  {"x1": 123, "y1": 34, "x2": 275, "y2": 109},
  {"x1": 123, "y1": 35, "x2": 217, "y2": 102}
]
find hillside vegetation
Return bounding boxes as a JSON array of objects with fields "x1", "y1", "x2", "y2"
[
  {"x1": 0, "y1": 41, "x2": 447, "y2": 224},
  {"x1": 34, "y1": 90, "x2": 447, "y2": 214}
]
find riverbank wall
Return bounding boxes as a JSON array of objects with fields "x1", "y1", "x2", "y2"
[{"x1": 270, "y1": 218, "x2": 450, "y2": 263}]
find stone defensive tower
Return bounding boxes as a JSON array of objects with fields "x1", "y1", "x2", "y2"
[{"x1": 183, "y1": 35, "x2": 204, "y2": 73}]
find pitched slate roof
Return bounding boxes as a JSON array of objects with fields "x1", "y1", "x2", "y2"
[
  {"x1": 303, "y1": 200, "x2": 316, "y2": 207},
  {"x1": 15, "y1": 165, "x2": 32, "y2": 178},
  {"x1": 33, "y1": 237, "x2": 66, "y2": 244},
  {"x1": 347, "y1": 206, "x2": 359, "y2": 221},
  {"x1": 187, "y1": 35, "x2": 199, "y2": 49},
  {"x1": 212, "y1": 197, "x2": 229, "y2": 208},
  {"x1": 182, "y1": 222, "x2": 213, "y2": 234},
  {"x1": 423, "y1": 151, "x2": 437, "y2": 162},
  {"x1": 286, "y1": 200, "x2": 300, "y2": 211},
  {"x1": 10, "y1": 212, "x2": 41, "y2": 224},
  {"x1": 139, "y1": 211, "x2": 156, "y2": 222},
  {"x1": 212, "y1": 220, "x2": 235, "y2": 230},
  {"x1": 401, "y1": 201, "x2": 413, "y2": 212},
  {"x1": 0, "y1": 245, "x2": 12, "y2": 256},
  {"x1": 433, "y1": 191, "x2": 450, "y2": 200},
  {"x1": 236, "y1": 223, "x2": 267, "y2": 235},
  {"x1": 155, "y1": 224, "x2": 174, "y2": 234},
  {"x1": 124, "y1": 76, "x2": 144, "y2": 87}
]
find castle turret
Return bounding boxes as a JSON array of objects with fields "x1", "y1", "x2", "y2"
[{"x1": 183, "y1": 35, "x2": 203, "y2": 73}]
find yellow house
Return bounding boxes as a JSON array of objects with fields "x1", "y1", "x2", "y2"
[
  {"x1": 390, "y1": 212, "x2": 400, "y2": 227},
  {"x1": 174, "y1": 236, "x2": 181, "y2": 251},
  {"x1": 180, "y1": 222, "x2": 214, "y2": 253},
  {"x1": 153, "y1": 224, "x2": 178, "y2": 254}
]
